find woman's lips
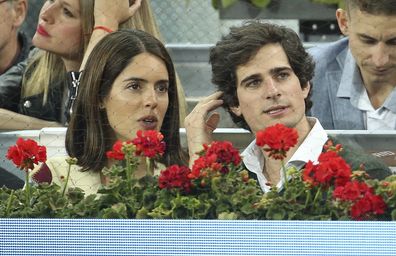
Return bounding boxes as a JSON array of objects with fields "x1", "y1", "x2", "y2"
[
  {"x1": 138, "y1": 116, "x2": 158, "y2": 130},
  {"x1": 37, "y1": 25, "x2": 50, "y2": 37}
]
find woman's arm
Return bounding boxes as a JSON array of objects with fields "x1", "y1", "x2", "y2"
[
  {"x1": 79, "y1": 0, "x2": 142, "y2": 71},
  {"x1": 0, "y1": 108, "x2": 62, "y2": 130}
]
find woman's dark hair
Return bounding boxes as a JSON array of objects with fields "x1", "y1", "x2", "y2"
[
  {"x1": 66, "y1": 29, "x2": 187, "y2": 171},
  {"x1": 209, "y1": 21, "x2": 314, "y2": 131}
]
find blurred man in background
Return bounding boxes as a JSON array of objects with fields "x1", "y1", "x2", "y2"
[
  {"x1": 309, "y1": 0, "x2": 396, "y2": 130},
  {"x1": 0, "y1": 0, "x2": 29, "y2": 75},
  {"x1": 0, "y1": 0, "x2": 29, "y2": 188},
  {"x1": 0, "y1": 0, "x2": 30, "y2": 112}
]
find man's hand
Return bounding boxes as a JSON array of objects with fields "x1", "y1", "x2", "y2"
[{"x1": 184, "y1": 91, "x2": 224, "y2": 166}]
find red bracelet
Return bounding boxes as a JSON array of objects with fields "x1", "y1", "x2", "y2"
[{"x1": 93, "y1": 26, "x2": 113, "y2": 33}]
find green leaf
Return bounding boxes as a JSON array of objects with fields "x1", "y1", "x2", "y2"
[
  {"x1": 391, "y1": 209, "x2": 396, "y2": 221},
  {"x1": 250, "y1": 0, "x2": 271, "y2": 8},
  {"x1": 211, "y1": 0, "x2": 220, "y2": 9},
  {"x1": 66, "y1": 187, "x2": 85, "y2": 204},
  {"x1": 218, "y1": 212, "x2": 238, "y2": 220},
  {"x1": 240, "y1": 202, "x2": 256, "y2": 215},
  {"x1": 266, "y1": 207, "x2": 287, "y2": 220},
  {"x1": 147, "y1": 204, "x2": 173, "y2": 219},
  {"x1": 310, "y1": 0, "x2": 344, "y2": 8},
  {"x1": 212, "y1": 0, "x2": 243, "y2": 10},
  {"x1": 100, "y1": 203, "x2": 128, "y2": 219}
]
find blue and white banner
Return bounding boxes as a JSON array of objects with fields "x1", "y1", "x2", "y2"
[{"x1": 1, "y1": 219, "x2": 396, "y2": 255}]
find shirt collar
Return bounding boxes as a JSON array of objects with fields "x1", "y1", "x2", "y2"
[
  {"x1": 288, "y1": 117, "x2": 328, "y2": 165},
  {"x1": 337, "y1": 50, "x2": 364, "y2": 105}
]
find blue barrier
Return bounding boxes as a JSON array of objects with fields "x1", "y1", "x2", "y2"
[{"x1": 1, "y1": 219, "x2": 396, "y2": 255}]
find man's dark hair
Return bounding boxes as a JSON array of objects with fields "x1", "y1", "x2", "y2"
[
  {"x1": 209, "y1": 21, "x2": 314, "y2": 130},
  {"x1": 345, "y1": 0, "x2": 396, "y2": 16}
]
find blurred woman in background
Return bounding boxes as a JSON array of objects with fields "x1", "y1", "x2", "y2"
[{"x1": 0, "y1": 0, "x2": 186, "y2": 130}]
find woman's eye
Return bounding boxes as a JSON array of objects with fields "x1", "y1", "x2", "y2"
[
  {"x1": 127, "y1": 82, "x2": 140, "y2": 90},
  {"x1": 63, "y1": 8, "x2": 74, "y2": 17},
  {"x1": 156, "y1": 83, "x2": 169, "y2": 93}
]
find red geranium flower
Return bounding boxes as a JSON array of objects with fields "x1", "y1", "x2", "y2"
[
  {"x1": 203, "y1": 141, "x2": 241, "y2": 166},
  {"x1": 333, "y1": 181, "x2": 371, "y2": 201},
  {"x1": 190, "y1": 141, "x2": 240, "y2": 178},
  {"x1": 132, "y1": 130, "x2": 166, "y2": 158},
  {"x1": 190, "y1": 154, "x2": 222, "y2": 179},
  {"x1": 350, "y1": 192, "x2": 387, "y2": 220},
  {"x1": 106, "y1": 140, "x2": 126, "y2": 160},
  {"x1": 159, "y1": 165, "x2": 192, "y2": 193},
  {"x1": 256, "y1": 124, "x2": 298, "y2": 160},
  {"x1": 333, "y1": 180, "x2": 387, "y2": 220},
  {"x1": 6, "y1": 138, "x2": 47, "y2": 171},
  {"x1": 303, "y1": 151, "x2": 352, "y2": 188}
]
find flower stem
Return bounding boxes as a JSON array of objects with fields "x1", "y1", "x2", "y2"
[
  {"x1": 281, "y1": 159, "x2": 288, "y2": 189},
  {"x1": 61, "y1": 162, "x2": 72, "y2": 197},
  {"x1": 24, "y1": 168, "x2": 30, "y2": 206},
  {"x1": 126, "y1": 154, "x2": 132, "y2": 188},
  {"x1": 312, "y1": 188, "x2": 322, "y2": 207},
  {"x1": 304, "y1": 189, "x2": 311, "y2": 208},
  {"x1": 5, "y1": 190, "x2": 14, "y2": 217},
  {"x1": 146, "y1": 157, "x2": 153, "y2": 176}
]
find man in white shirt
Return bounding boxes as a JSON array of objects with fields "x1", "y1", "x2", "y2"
[{"x1": 185, "y1": 21, "x2": 390, "y2": 192}]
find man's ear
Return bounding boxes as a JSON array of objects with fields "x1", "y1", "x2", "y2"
[
  {"x1": 12, "y1": 0, "x2": 28, "y2": 28},
  {"x1": 230, "y1": 105, "x2": 242, "y2": 117},
  {"x1": 336, "y1": 8, "x2": 349, "y2": 36},
  {"x1": 302, "y1": 82, "x2": 311, "y2": 99}
]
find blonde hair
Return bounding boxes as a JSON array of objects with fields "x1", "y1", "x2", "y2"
[
  {"x1": 21, "y1": 0, "x2": 94, "y2": 103},
  {"x1": 121, "y1": 0, "x2": 161, "y2": 38},
  {"x1": 21, "y1": 0, "x2": 187, "y2": 122},
  {"x1": 21, "y1": 0, "x2": 186, "y2": 119}
]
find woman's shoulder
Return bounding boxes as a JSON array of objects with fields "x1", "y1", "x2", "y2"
[
  {"x1": 34, "y1": 156, "x2": 100, "y2": 187},
  {"x1": 33, "y1": 156, "x2": 102, "y2": 194},
  {"x1": 45, "y1": 155, "x2": 76, "y2": 170},
  {"x1": 32, "y1": 156, "x2": 79, "y2": 183}
]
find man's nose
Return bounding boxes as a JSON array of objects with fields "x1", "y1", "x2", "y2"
[
  {"x1": 264, "y1": 78, "x2": 281, "y2": 99},
  {"x1": 372, "y1": 43, "x2": 390, "y2": 68}
]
